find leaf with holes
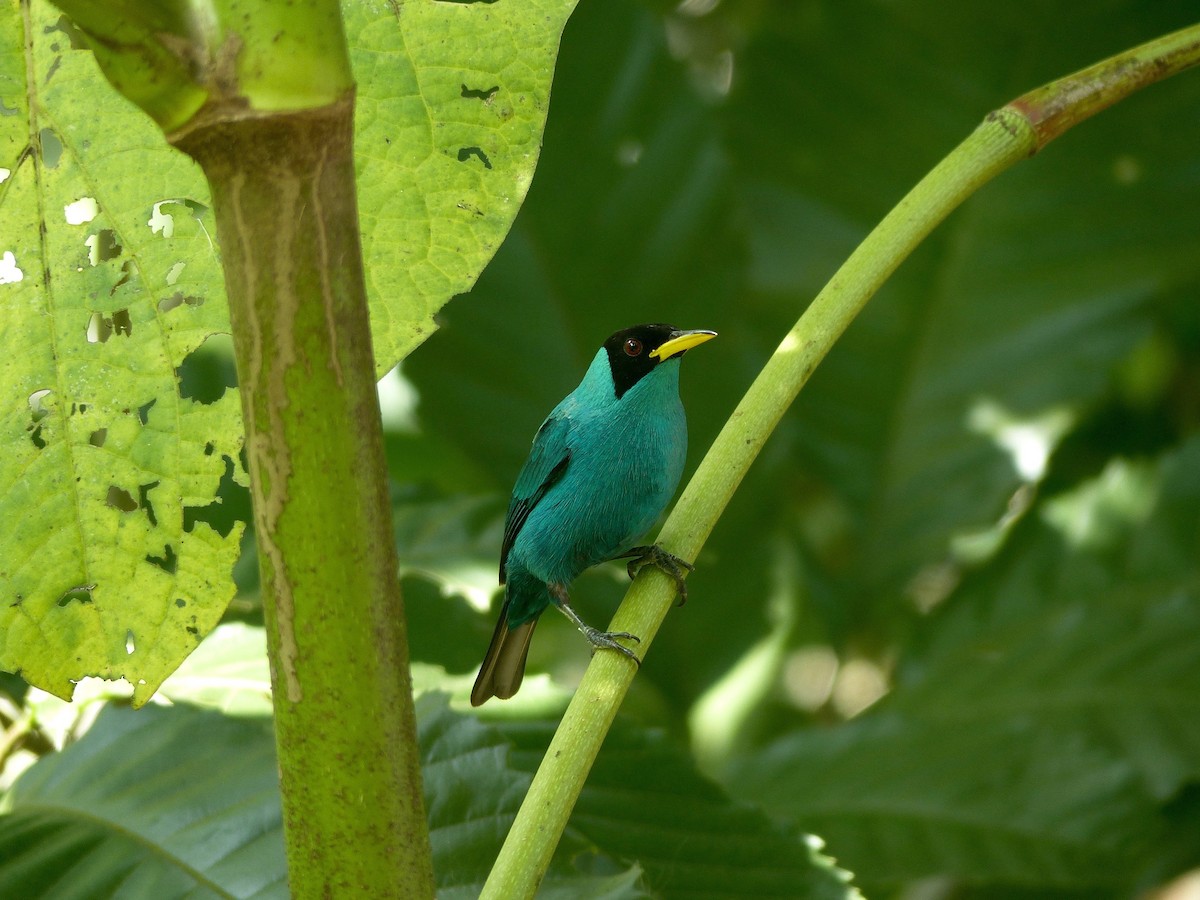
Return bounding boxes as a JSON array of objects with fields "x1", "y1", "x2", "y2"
[
  {"x1": 0, "y1": 1, "x2": 244, "y2": 703},
  {"x1": 0, "y1": 0, "x2": 578, "y2": 701}
]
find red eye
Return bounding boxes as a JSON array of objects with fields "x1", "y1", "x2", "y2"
[{"x1": 624, "y1": 338, "x2": 642, "y2": 357}]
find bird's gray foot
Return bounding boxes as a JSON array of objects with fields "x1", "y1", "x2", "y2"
[
  {"x1": 621, "y1": 545, "x2": 695, "y2": 607},
  {"x1": 549, "y1": 583, "x2": 641, "y2": 665}
]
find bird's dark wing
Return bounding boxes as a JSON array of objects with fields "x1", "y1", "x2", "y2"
[{"x1": 500, "y1": 413, "x2": 572, "y2": 583}]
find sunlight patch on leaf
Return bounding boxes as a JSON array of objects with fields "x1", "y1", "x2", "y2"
[
  {"x1": 157, "y1": 622, "x2": 273, "y2": 716},
  {"x1": 967, "y1": 397, "x2": 1075, "y2": 482},
  {"x1": 1041, "y1": 457, "x2": 1159, "y2": 550}
]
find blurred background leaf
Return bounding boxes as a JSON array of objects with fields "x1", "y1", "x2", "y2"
[
  {"x1": 0, "y1": 682, "x2": 852, "y2": 899},
  {"x1": 395, "y1": 0, "x2": 1200, "y2": 894}
]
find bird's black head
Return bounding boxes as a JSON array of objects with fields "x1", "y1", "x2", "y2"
[{"x1": 603, "y1": 323, "x2": 717, "y2": 399}]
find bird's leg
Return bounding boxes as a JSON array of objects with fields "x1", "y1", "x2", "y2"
[
  {"x1": 548, "y1": 582, "x2": 641, "y2": 665},
  {"x1": 618, "y1": 545, "x2": 695, "y2": 607}
]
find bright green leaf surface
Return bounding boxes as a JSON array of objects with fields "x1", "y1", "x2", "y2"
[
  {"x1": 0, "y1": 0, "x2": 578, "y2": 700},
  {"x1": 0, "y1": 0, "x2": 243, "y2": 704},
  {"x1": 347, "y1": 0, "x2": 579, "y2": 372}
]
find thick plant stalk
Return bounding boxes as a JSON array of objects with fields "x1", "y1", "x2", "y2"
[
  {"x1": 174, "y1": 97, "x2": 435, "y2": 899},
  {"x1": 481, "y1": 21, "x2": 1200, "y2": 900},
  {"x1": 46, "y1": 0, "x2": 438, "y2": 895}
]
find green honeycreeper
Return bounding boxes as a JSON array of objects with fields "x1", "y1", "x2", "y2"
[{"x1": 471, "y1": 323, "x2": 716, "y2": 706}]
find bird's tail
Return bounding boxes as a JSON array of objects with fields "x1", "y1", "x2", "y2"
[{"x1": 470, "y1": 597, "x2": 538, "y2": 707}]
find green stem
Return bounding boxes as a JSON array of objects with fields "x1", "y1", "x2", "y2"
[
  {"x1": 481, "y1": 20, "x2": 1200, "y2": 899},
  {"x1": 46, "y1": 2, "x2": 437, "y2": 892},
  {"x1": 173, "y1": 96, "x2": 434, "y2": 899}
]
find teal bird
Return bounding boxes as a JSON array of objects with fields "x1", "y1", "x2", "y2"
[{"x1": 471, "y1": 323, "x2": 716, "y2": 706}]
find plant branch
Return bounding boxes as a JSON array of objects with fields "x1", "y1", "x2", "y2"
[{"x1": 481, "y1": 20, "x2": 1200, "y2": 899}]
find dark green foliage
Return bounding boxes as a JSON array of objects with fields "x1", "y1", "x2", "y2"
[{"x1": 399, "y1": 0, "x2": 1200, "y2": 894}]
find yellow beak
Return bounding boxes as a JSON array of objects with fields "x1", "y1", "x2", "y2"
[{"x1": 650, "y1": 329, "x2": 718, "y2": 361}]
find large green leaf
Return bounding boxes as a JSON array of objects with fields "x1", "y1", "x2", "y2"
[
  {"x1": 729, "y1": 0, "x2": 1200, "y2": 623},
  {"x1": 500, "y1": 717, "x2": 860, "y2": 899},
  {"x1": 347, "y1": 0, "x2": 578, "y2": 371},
  {"x1": 0, "y1": 704, "x2": 285, "y2": 899},
  {"x1": 730, "y1": 714, "x2": 1157, "y2": 890},
  {"x1": 0, "y1": 0, "x2": 245, "y2": 704},
  {"x1": 1, "y1": 652, "x2": 858, "y2": 900},
  {"x1": 0, "y1": 698, "x2": 640, "y2": 899},
  {"x1": 0, "y1": 0, "x2": 577, "y2": 700},
  {"x1": 725, "y1": 438, "x2": 1200, "y2": 889}
]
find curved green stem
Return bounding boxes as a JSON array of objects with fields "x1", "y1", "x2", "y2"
[{"x1": 481, "y1": 21, "x2": 1200, "y2": 900}]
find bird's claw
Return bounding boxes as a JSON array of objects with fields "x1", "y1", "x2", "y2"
[
  {"x1": 550, "y1": 585, "x2": 643, "y2": 665},
  {"x1": 580, "y1": 625, "x2": 642, "y2": 666},
  {"x1": 623, "y1": 545, "x2": 694, "y2": 606}
]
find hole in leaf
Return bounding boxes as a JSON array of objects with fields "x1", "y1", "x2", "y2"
[
  {"x1": 28, "y1": 389, "x2": 52, "y2": 421},
  {"x1": 0, "y1": 250, "x2": 24, "y2": 284},
  {"x1": 203, "y1": 441, "x2": 215, "y2": 456},
  {"x1": 137, "y1": 398, "x2": 155, "y2": 425},
  {"x1": 146, "y1": 543, "x2": 177, "y2": 574},
  {"x1": 184, "y1": 453, "x2": 246, "y2": 538},
  {"x1": 166, "y1": 261, "x2": 186, "y2": 285},
  {"x1": 157, "y1": 291, "x2": 204, "y2": 313},
  {"x1": 175, "y1": 598, "x2": 187, "y2": 608},
  {"x1": 138, "y1": 481, "x2": 160, "y2": 526},
  {"x1": 457, "y1": 146, "x2": 493, "y2": 169},
  {"x1": 85, "y1": 229, "x2": 122, "y2": 266},
  {"x1": 29, "y1": 425, "x2": 46, "y2": 449},
  {"x1": 86, "y1": 309, "x2": 132, "y2": 343},
  {"x1": 125, "y1": 630, "x2": 135, "y2": 654},
  {"x1": 86, "y1": 312, "x2": 111, "y2": 343},
  {"x1": 148, "y1": 201, "x2": 175, "y2": 238},
  {"x1": 56, "y1": 583, "x2": 95, "y2": 607},
  {"x1": 39, "y1": 129, "x2": 62, "y2": 167},
  {"x1": 178, "y1": 333, "x2": 237, "y2": 403},
  {"x1": 106, "y1": 485, "x2": 137, "y2": 512},
  {"x1": 0, "y1": 98, "x2": 16, "y2": 117},
  {"x1": 45, "y1": 55, "x2": 62, "y2": 85},
  {"x1": 89, "y1": 427, "x2": 107, "y2": 447},
  {"x1": 64, "y1": 196, "x2": 98, "y2": 225},
  {"x1": 461, "y1": 84, "x2": 499, "y2": 102},
  {"x1": 112, "y1": 307, "x2": 132, "y2": 336},
  {"x1": 148, "y1": 198, "x2": 210, "y2": 241}
]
